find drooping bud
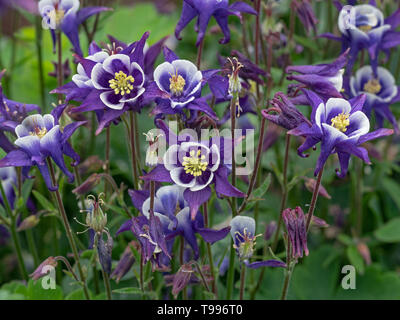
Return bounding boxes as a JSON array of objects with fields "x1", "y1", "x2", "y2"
[
  {"x1": 304, "y1": 177, "x2": 331, "y2": 199},
  {"x1": 97, "y1": 231, "x2": 113, "y2": 275},
  {"x1": 72, "y1": 173, "x2": 101, "y2": 196},
  {"x1": 110, "y1": 241, "x2": 137, "y2": 283},
  {"x1": 17, "y1": 215, "x2": 40, "y2": 232},
  {"x1": 30, "y1": 257, "x2": 58, "y2": 281},
  {"x1": 78, "y1": 155, "x2": 105, "y2": 176},
  {"x1": 357, "y1": 242, "x2": 371, "y2": 265},
  {"x1": 171, "y1": 263, "x2": 195, "y2": 298},
  {"x1": 282, "y1": 207, "x2": 309, "y2": 259}
]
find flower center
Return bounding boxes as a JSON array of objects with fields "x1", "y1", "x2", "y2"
[
  {"x1": 363, "y1": 78, "x2": 381, "y2": 94},
  {"x1": 50, "y1": 4, "x2": 65, "y2": 27},
  {"x1": 109, "y1": 71, "x2": 135, "y2": 96},
  {"x1": 169, "y1": 71, "x2": 185, "y2": 96},
  {"x1": 233, "y1": 228, "x2": 261, "y2": 260},
  {"x1": 359, "y1": 25, "x2": 372, "y2": 32},
  {"x1": 331, "y1": 111, "x2": 350, "y2": 133},
  {"x1": 182, "y1": 149, "x2": 208, "y2": 177},
  {"x1": 29, "y1": 127, "x2": 47, "y2": 139}
]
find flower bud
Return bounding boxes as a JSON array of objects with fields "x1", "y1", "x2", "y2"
[
  {"x1": 304, "y1": 177, "x2": 331, "y2": 199},
  {"x1": 30, "y1": 257, "x2": 58, "y2": 281},
  {"x1": 72, "y1": 173, "x2": 101, "y2": 195},
  {"x1": 85, "y1": 195, "x2": 107, "y2": 233},
  {"x1": 110, "y1": 241, "x2": 137, "y2": 283},
  {"x1": 264, "y1": 220, "x2": 277, "y2": 241},
  {"x1": 17, "y1": 215, "x2": 40, "y2": 232},
  {"x1": 282, "y1": 207, "x2": 309, "y2": 259}
]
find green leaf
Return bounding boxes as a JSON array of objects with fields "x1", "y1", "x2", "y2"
[
  {"x1": 65, "y1": 289, "x2": 86, "y2": 300},
  {"x1": 202, "y1": 291, "x2": 216, "y2": 300},
  {"x1": 32, "y1": 190, "x2": 56, "y2": 211},
  {"x1": 381, "y1": 178, "x2": 400, "y2": 211},
  {"x1": 374, "y1": 217, "x2": 400, "y2": 243},
  {"x1": 112, "y1": 287, "x2": 142, "y2": 295},
  {"x1": 346, "y1": 245, "x2": 365, "y2": 275},
  {"x1": 25, "y1": 279, "x2": 63, "y2": 300},
  {"x1": 245, "y1": 174, "x2": 272, "y2": 211}
]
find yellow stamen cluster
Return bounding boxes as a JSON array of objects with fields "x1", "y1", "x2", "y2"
[
  {"x1": 363, "y1": 78, "x2": 381, "y2": 94},
  {"x1": 49, "y1": 8, "x2": 65, "y2": 27},
  {"x1": 182, "y1": 149, "x2": 208, "y2": 177},
  {"x1": 331, "y1": 111, "x2": 350, "y2": 132},
  {"x1": 29, "y1": 127, "x2": 47, "y2": 139},
  {"x1": 109, "y1": 71, "x2": 135, "y2": 96},
  {"x1": 169, "y1": 70, "x2": 186, "y2": 96},
  {"x1": 359, "y1": 25, "x2": 372, "y2": 32}
]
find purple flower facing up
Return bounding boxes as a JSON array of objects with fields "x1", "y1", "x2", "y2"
[
  {"x1": 282, "y1": 207, "x2": 308, "y2": 259},
  {"x1": 0, "y1": 113, "x2": 86, "y2": 191},
  {"x1": 230, "y1": 216, "x2": 286, "y2": 269},
  {"x1": 38, "y1": 0, "x2": 110, "y2": 56},
  {"x1": 53, "y1": 32, "x2": 165, "y2": 135},
  {"x1": 350, "y1": 66, "x2": 400, "y2": 133},
  {"x1": 288, "y1": 90, "x2": 393, "y2": 178},
  {"x1": 0, "y1": 167, "x2": 16, "y2": 210},
  {"x1": 119, "y1": 185, "x2": 231, "y2": 261},
  {"x1": 286, "y1": 49, "x2": 348, "y2": 105},
  {"x1": 175, "y1": 0, "x2": 257, "y2": 46},
  {"x1": 151, "y1": 47, "x2": 218, "y2": 122},
  {"x1": 142, "y1": 120, "x2": 245, "y2": 219}
]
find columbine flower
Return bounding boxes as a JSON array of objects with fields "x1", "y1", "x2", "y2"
[
  {"x1": 0, "y1": 71, "x2": 40, "y2": 152},
  {"x1": 144, "y1": 132, "x2": 163, "y2": 167},
  {"x1": 120, "y1": 185, "x2": 230, "y2": 260},
  {"x1": 175, "y1": 0, "x2": 257, "y2": 46},
  {"x1": 282, "y1": 207, "x2": 308, "y2": 259},
  {"x1": 350, "y1": 65, "x2": 400, "y2": 133},
  {"x1": 286, "y1": 49, "x2": 348, "y2": 105},
  {"x1": 0, "y1": 113, "x2": 86, "y2": 191},
  {"x1": 30, "y1": 257, "x2": 58, "y2": 281},
  {"x1": 142, "y1": 120, "x2": 245, "y2": 219},
  {"x1": 230, "y1": 216, "x2": 286, "y2": 268},
  {"x1": 322, "y1": 3, "x2": 400, "y2": 75},
  {"x1": 0, "y1": 167, "x2": 16, "y2": 210},
  {"x1": 262, "y1": 92, "x2": 311, "y2": 131},
  {"x1": 288, "y1": 90, "x2": 393, "y2": 177},
  {"x1": 53, "y1": 32, "x2": 165, "y2": 135},
  {"x1": 151, "y1": 47, "x2": 218, "y2": 121},
  {"x1": 38, "y1": 0, "x2": 110, "y2": 56}
]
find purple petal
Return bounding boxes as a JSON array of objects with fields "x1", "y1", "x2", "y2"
[
  {"x1": 244, "y1": 259, "x2": 286, "y2": 269},
  {"x1": 183, "y1": 187, "x2": 211, "y2": 220}
]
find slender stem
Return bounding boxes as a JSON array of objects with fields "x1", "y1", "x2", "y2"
[
  {"x1": 238, "y1": 117, "x2": 266, "y2": 213},
  {"x1": 239, "y1": 264, "x2": 246, "y2": 300},
  {"x1": 306, "y1": 167, "x2": 324, "y2": 232},
  {"x1": 254, "y1": 0, "x2": 261, "y2": 100},
  {"x1": 101, "y1": 268, "x2": 112, "y2": 300},
  {"x1": 226, "y1": 96, "x2": 238, "y2": 300},
  {"x1": 272, "y1": 134, "x2": 291, "y2": 251},
  {"x1": 129, "y1": 112, "x2": 139, "y2": 189},
  {"x1": 280, "y1": 238, "x2": 292, "y2": 300},
  {"x1": 47, "y1": 159, "x2": 90, "y2": 300},
  {"x1": 56, "y1": 31, "x2": 63, "y2": 104},
  {"x1": 0, "y1": 182, "x2": 28, "y2": 281},
  {"x1": 179, "y1": 236, "x2": 188, "y2": 300},
  {"x1": 194, "y1": 262, "x2": 211, "y2": 293},
  {"x1": 196, "y1": 39, "x2": 204, "y2": 69},
  {"x1": 104, "y1": 126, "x2": 111, "y2": 196},
  {"x1": 139, "y1": 253, "x2": 144, "y2": 293},
  {"x1": 203, "y1": 202, "x2": 216, "y2": 295},
  {"x1": 226, "y1": 240, "x2": 236, "y2": 299},
  {"x1": 288, "y1": 1, "x2": 295, "y2": 44},
  {"x1": 355, "y1": 158, "x2": 363, "y2": 236},
  {"x1": 35, "y1": 15, "x2": 46, "y2": 110},
  {"x1": 92, "y1": 266, "x2": 100, "y2": 295}
]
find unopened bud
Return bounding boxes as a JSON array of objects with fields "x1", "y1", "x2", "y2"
[{"x1": 30, "y1": 257, "x2": 58, "y2": 281}]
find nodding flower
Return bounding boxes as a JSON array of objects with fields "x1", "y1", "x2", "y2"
[
  {"x1": 230, "y1": 216, "x2": 286, "y2": 269},
  {"x1": 75, "y1": 194, "x2": 108, "y2": 235}
]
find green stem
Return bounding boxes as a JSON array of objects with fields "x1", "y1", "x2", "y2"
[
  {"x1": 35, "y1": 14, "x2": 46, "y2": 110},
  {"x1": 0, "y1": 182, "x2": 28, "y2": 281},
  {"x1": 101, "y1": 268, "x2": 112, "y2": 300},
  {"x1": 272, "y1": 134, "x2": 291, "y2": 251},
  {"x1": 226, "y1": 239, "x2": 236, "y2": 299},
  {"x1": 306, "y1": 167, "x2": 324, "y2": 232},
  {"x1": 203, "y1": 202, "x2": 216, "y2": 296},
  {"x1": 47, "y1": 159, "x2": 90, "y2": 300},
  {"x1": 239, "y1": 264, "x2": 246, "y2": 300},
  {"x1": 129, "y1": 111, "x2": 139, "y2": 189},
  {"x1": 196, "y1": 39, "x2": 204, "y2": 69}
]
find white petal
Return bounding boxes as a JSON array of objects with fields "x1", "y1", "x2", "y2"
[{"x1": 170, "y1": 167, "x2": 196, "y2": 188}]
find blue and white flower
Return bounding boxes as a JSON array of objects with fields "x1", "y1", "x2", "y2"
[{"x1": 350, "y1": 66, "x2": 400, "y2": 133}]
